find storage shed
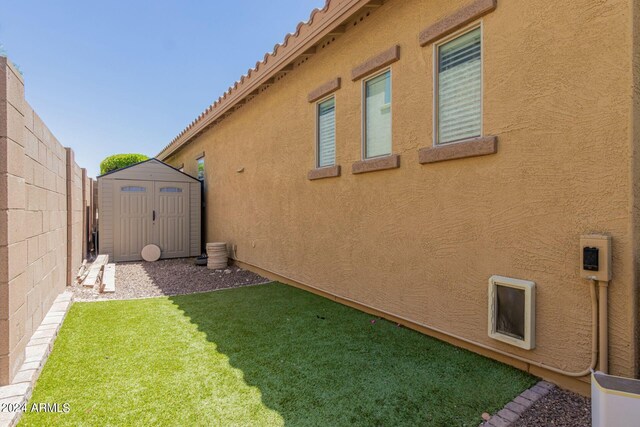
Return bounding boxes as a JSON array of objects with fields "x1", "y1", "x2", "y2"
[{"x1": 98, "y1": 159, "x2": 201, "y2": 262}]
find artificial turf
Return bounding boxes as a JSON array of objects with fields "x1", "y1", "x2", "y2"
[{"x1": 20, "y1": 283, "x2": 536, "y2": 426}]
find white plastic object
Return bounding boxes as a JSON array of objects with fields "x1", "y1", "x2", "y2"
[
  {"x1": 592, "y1": 371, "x2": 640, "y2": 427},
  {"x1": 141, "y1": 244, "x2": 161, "y2": 262}
]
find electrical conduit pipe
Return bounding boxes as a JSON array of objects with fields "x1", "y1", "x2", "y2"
[{"x1": 598, "y1": 280, "x2": 608, "y2": 374}]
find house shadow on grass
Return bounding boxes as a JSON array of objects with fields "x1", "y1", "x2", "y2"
[{"x1": 166, "y1": 282, "x2": 537, "y2": 426}]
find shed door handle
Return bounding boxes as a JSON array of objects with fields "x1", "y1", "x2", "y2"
[{"x1": 153, "y1": 210, "x2": 156, "y2": 221}]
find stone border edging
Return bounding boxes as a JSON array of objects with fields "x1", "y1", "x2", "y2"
[
  {"x1": 0, "y1": 291, "x2": 73, "y2": 427},
  {"x1": 480, "y1": 381, "x2": 556, "y2": 427}
]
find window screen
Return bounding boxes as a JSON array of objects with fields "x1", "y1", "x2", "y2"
[
  {"x1": 197, "y1": 157, "x2": 205, "y2": 181},
  {"x1": 364, "y1": 71, "x2": 392, "y2": 158},
  {"x1": 160, "y1": 187, "x2": 182, "y2": 193},
  {"x1": 317, "y1": 97, "x2": 336, "y2": 167},
  {"x1": 437, "y1": 27, "x2": 482, "y2": 144},
  {"x1": 495, "y1": 285, "x2": 525, "y2": 340},
  {"x1": 121, "y1": 186, "x2": 146, "y2": 192}
]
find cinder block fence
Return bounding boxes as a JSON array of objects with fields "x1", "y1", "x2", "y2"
[{"x1": 0, "y1": 57, "x2": 94, "y2": 385}]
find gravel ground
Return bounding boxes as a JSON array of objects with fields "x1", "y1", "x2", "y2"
[
  {"x1": 71, "y1": 258, "x2": 270, "y2": 301},
  {"x1": 513, "y1": 388, "x2": 591, "y2": 427}
]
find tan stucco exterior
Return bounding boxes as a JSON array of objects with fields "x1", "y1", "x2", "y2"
[{"x1": 160, "y1": 0, "x2": 640, "y2": 393}]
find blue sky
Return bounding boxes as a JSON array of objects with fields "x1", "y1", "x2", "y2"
[{"x1": 1, "y1": 1, "x2": 324, "y2": 177}]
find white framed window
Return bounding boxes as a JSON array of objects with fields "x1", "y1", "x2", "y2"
[
  {"x1": 363, "y1": 69, "x2": 392, "y2": 159},
  {"x1": 435, "y1": 26, "x2": 482, "y2": 145},
  {"x1": 488, "y1": 275, "x2": 536, "y2": 350},
  {"x1": 316, "y1": 96, "x2": 336, "y2": 167},
  {"x1": 197, "y1": 156, "x2": 205, "y2": 181}
]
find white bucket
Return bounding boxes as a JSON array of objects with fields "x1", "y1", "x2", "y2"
[{"x1": 592, "y1": 371, "x2": 640, "y2": 427}]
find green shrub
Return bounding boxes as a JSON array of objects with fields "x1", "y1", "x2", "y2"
[{"x1": 100, "y1": 153, "x2": 149, "y2": 175}]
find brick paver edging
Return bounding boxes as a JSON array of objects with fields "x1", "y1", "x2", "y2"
[
  {"x1": 0, "y1": 291, "x2": 74, "y2": 427},
  {"x1": 480, "y1": 381, "x2": 556, "y2": 427}
]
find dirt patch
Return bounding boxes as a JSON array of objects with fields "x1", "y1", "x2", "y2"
[
  {"x1": 71, "y1": 258, "x2": 270, "y2": 301},
  {"x1": 512, "y1": 387, "x2": 591, "y2": 427}
]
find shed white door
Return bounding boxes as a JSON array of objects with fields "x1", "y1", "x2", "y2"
[
  {"x1": 113, "y1": 180, "x2": 190, "y2": 262},
  {"x1": 114, "y1": 181, "x2": 154, "y2": 262},
  {"x1": 154, "y1": 182, "x2": 189, "y2": 259}
]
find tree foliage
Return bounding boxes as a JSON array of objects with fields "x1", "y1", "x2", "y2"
[{"x1": 100, "y1": 153, "x2": 149, "y2": 175}]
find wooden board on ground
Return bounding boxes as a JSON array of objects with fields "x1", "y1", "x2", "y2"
[
  {"x1": 76, "y1": 259, "x2": 90, "y2": 284},
  {"x1": 101, "y1": 263, "x2": 116, "y2": 293},
  {"x1": 82, "y1": 254, "x2": 109, "y2": 287},
  {"x1": 76, "y1": 259, "x2": 88, "y2": 279}
]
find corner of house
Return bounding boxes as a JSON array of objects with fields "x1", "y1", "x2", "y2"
[{"x1": 632, "y1": 0, "x2": 640, "y2": 378}]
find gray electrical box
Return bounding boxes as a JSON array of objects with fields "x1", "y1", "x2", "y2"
[{"x1": 580, "y1": 235, "x2": 612, "y2": 281}]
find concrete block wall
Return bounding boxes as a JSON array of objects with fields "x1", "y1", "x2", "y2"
[
  {"x1": 0, "y1": 57, "x2": 89, "y2": 385},
  {"x1": 82, "y1": 170, "x2": 92, "y2": 257},
  {"x1": 65, "y1": 149, "x2": 84, "y2": 286}
]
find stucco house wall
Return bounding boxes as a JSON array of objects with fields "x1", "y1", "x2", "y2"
[
  {"x1": 633, "y1": 0, "x2": 640, "y2": 380},
  {"x1": 160, "y1": 0, "x2": 639, "y2": 393}
]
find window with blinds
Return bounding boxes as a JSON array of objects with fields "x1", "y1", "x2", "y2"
[
  {"x1": 437, "y1": 27, "x2": 482, "y2": 144},
  {"x1": 364, "y1": 70, "x2": 392, "y2": 158},
  {"x1": 317, "y1": 97, "x2": 336, "y2": 167}
]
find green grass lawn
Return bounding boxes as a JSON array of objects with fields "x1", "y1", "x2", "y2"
[{"x1": 20, "y1": 283, "x2": 536, "y2": 426}]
